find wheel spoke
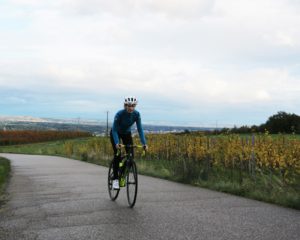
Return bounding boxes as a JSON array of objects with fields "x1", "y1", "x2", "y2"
[
  {"x1": 108, "y1": 161, "x2": 119, "y2": 201},
  {"x1": 126, "y1": 161, "x2": 138, "y2": 208}
]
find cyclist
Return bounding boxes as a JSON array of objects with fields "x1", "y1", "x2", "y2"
[{"x1": 110, "y1": 96, "x2": 148, "y2": 189}]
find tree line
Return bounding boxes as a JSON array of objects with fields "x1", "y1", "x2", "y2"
[{"x1": 215, "y1": 111, "x2": 300, "y2": 134}]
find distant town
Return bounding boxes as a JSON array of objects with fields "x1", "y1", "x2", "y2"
[{"x1": 0, "y1": 116, "x2": 213, "y2": 136}]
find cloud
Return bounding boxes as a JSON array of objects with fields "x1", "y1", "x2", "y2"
[
  {"x1": 263, "y1": 30, "x2": 299, "y2": 48},
  {"x1": 8, "y1": 0, "x2": 215, "y2": 18},
  {"x1": 1, "y1": 96, "x2": 27, "y2": 105},
  {"x1": 1, "y1": 0, "x2": 300, "y2": 124},
  {"x1": 256, "y1": 90, "x2": 271, "y2": 101},
  {"x1": 62, "y1": 100, "x2": 100, "y2": 112},
  {"x1": 145, "y1": 0, "x2": 215, "y2": 18},
  {"x1": 1, "y1": 55, "x2": 299, "y2": 108}
]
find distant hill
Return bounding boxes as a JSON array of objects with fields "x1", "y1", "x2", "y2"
[{"x1": 0, "y1": 116, "x2": 211, "y2": 135}]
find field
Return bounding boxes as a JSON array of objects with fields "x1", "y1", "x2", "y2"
[
  {"x1": 0, "y1": 130, "x2": 92, "y2": 145},
  {"x1": 0, "y1": 132, "x2": 299, "y2": 209}
]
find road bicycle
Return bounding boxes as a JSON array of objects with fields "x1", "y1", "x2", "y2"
[{"x1": 108, "y1": 144, "x2": 145, "y2": 208}]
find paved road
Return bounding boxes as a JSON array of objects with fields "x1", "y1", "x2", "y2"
[{"x1": 0, "y1": 153, "x2": 299, "y2": 240}]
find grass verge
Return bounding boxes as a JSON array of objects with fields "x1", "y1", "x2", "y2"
[
  {"x1": 0, "y1": 138, "x2": 91, "y2": 156},
  {"x1": 0, "y1": 157, "x2": 11, "y2": 204},
  {"x1": 134, "y1": 158, "x2": 300, "y2": 209}
]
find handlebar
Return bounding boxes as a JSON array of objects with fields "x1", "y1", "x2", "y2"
[
  {"x1": 116, "y1": 144, "x2": 147, "y2": 157},
  {"x1": 119, "y1": 144, "x2": 145, "y2": 149}
]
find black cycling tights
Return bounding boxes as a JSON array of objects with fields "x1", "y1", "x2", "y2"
[{"x1": 110, "y1": 129, "x2": 134, "y2": 180}]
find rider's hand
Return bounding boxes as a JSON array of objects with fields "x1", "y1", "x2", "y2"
[
  {"x1": 143, "y1": 145, "x2": 148, "y2": 151},
  {"x1": 116, "y1": 144, "x2": 121, "y2": 149}
]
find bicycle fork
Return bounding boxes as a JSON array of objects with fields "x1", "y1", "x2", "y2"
[{"x1": 118, "y1": 161, "x2": 127, "y2": 187}]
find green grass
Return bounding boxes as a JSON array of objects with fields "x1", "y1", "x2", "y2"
[
  {"x1": 192, "y1": 173, "x2": 300, "y2": 209},
  {"x1": 0, "y1": 137, "x2": 92, "y2": 156},
  {"x1": 136, "y1": 159, "x2": 173, "y2": 180},
  {"x1": 0, "y1": 157, "x2": 11, "y2": 197}
]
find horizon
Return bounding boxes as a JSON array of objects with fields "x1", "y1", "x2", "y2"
[
  {"x1": 0, "y1": 113, "x2": 225, "y2": 128},
  {"x1": 1, "y1": 0, "x2": 299, "y2": 126},
  {"x1": 0, "y1": 111, "x2": 295, "y2": 129}
]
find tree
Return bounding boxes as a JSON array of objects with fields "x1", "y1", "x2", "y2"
[{"x1": 264, "y1": 111, "x2": 300, "y2": 134}]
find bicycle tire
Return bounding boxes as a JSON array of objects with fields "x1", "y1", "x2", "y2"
[
  {"x1": 108, "y1": 160, "x2": 120, "y2": 201},
  {"x1": 126, "y1": 161, "x2": 138, "y2": 208}
]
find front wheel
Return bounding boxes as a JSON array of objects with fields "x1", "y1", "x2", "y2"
[
  {"x1": 108, "y1": 161, "x2": 120, "y2": 201},
  {"x1": 126, "y1": 161, "x2": 138, "y2": 208}
]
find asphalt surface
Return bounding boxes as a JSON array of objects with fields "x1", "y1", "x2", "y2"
[{"x1": 0, "y1": 153, "x2": 299, "y2": 240}]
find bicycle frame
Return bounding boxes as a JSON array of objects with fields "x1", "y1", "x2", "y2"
[
  {"x1": 108, "y1": 144, "x2": 146, "y2": 207},
  {"x1": 117, "y1": 145, "x2": 141, "y2": 187}
]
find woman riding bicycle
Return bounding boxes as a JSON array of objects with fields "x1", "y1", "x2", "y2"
[{"x1": 110, "y1": 96, "x2": 148, "y2": 189}]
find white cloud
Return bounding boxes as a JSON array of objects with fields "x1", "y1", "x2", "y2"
[
  {"x1": 8, "y1": 0, "x2": 215, "y2": 18},
  {"x1": 63, "y1": 100, "x2": 99, "y2": 111},
  {"x1": 256, "y1": 90, "x2": 271, "y2": 101},
  {"x1": 1, "y1": 0, "x2": 300, "y2": 123},
  {"x1": 273, "y1": 31, "x2": 297, "y2": 47},
  {"x1": 145, "y1": 0, "x2": 215, "y2": 18},
  {"x1": 3, "y1": 96, "x2": 27, "y2": 104}
]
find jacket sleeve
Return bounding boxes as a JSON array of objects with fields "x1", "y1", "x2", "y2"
[
  {"x1": 112, "y1": 113, "x2": 120, "y2": 145},
  {"x1": 136, "y1": 112, "x2": 146, "y2": 145}
]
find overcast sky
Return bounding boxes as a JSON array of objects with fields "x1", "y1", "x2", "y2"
[{"x1": 0, "y1": 0, "x2": 299, "y2": 127}]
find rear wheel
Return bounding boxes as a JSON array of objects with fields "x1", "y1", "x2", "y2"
[
  {"x1": 108, "y1": 161, "x2": 120, "y2": 201},
  {"x1": 126, "y1": 161, "x2": 138, "y2": 208}
]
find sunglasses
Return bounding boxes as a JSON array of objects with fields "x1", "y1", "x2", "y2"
[{"x1": 127, "y1": 104, "x2": 136, "y2": 108}]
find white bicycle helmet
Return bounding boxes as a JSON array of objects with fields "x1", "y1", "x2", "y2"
[{"x1": 124, "y1": 96, "x2": 138, "y2": 105}]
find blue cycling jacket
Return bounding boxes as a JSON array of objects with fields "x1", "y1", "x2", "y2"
[{"x1": 112, "y1": 109, "x2": 147, "y2": 145}]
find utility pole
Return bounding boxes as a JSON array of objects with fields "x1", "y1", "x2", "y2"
[
  {"x1": 106, "y1": 111, "x2": 109, "y2": 137},
  {"x1": 77, "y1": 117, "x2": 80, "y2": 131}
]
